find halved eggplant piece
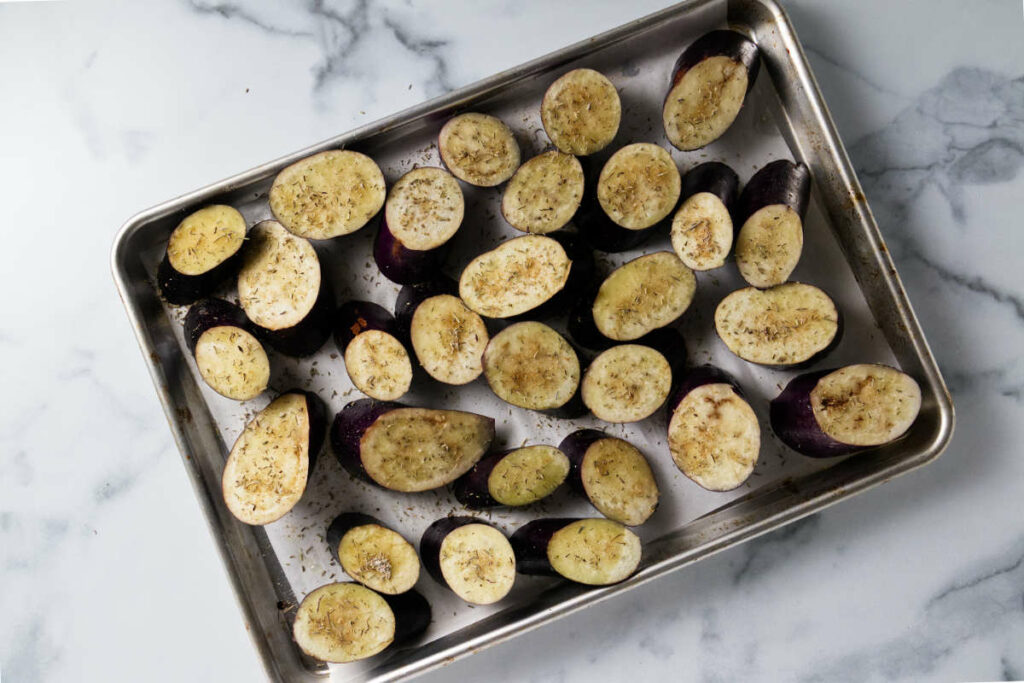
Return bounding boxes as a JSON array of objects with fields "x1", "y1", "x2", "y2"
[
  {"x1": 482, "y1": 322, "x2": 581, "y2": 413},
  {"x1": 663, "y1": 30, "x2": 761, "y2": 151},
  {"x1": 269, "y1": 150, "x2": 386, "y2": 240},
  {"x1": 501, "y1": 151, "x2": 584, "y2": 234},
  {"x1": 438, "y1": 113, "x2": 521, "y2": 187},
  {"x1": 771, "y1": 364, "x2": 922, "y2": 458},
  {"x1": 559, "y1": 431, "x2": 659, "y2": 525},
  {"x1": 221, "y1": 391, "x2": 327, "y2": 525},
  {"x1": 420, "y1": 517, "x2": 516, "y2": 605},
  {"x1": 581, "y1": 344, "x2": 673, "y2": 423},
  {"x1": 452, "y1": 445, "x2": 570, "y2": 509},
  {"x1": 326, "y1": 513, "x2": 420, "y2": 595},
  {"x1": 394, "y1": 276, "x2": 459, "y2": 336},
  {"x1": 374, "y1": 167, "x2": 464, "y2": 285},
  {"x1": 591, "y1": 251, "x2": 696, "y2": 341},
  {"x1": 184, "y1": 299, "x2": 270, "y2": 401},
  {"x1": 671, "y1": 162, "x2": 739, "y2": 271},
  {"x1": 157, "y1": 205, "x2": 246, "y2": 305},
  {"x1": 334, "y1": 301, "x2": 413, "y2": 401},
  {"x1": 541, "y1": 68, "x2": 621, "y2": 156},
  {"x1": 459, "y1": 235, "x2": 571, "y2": 319},
  {"x1": 510, "y1": 518, "x2": 642, "y2": 585},
  {"x1": 331, "y1": 399, "x2": 495, "y2": 492},
  {"x1": 715, "y1": 283, "x2": 841, "y2": 367},
  {"x1": 667, "y1": 365, "x2": 760, "y2": 491},
  {"x1": 568, "y1": 297, "x2": 690, "y2": 368},
  {"x1": 734, "y1": 160, "x2": 812, "y2": 288},
  {"x1": 410, "y1": 294, "x2": 489, "y2": 385},
  {"x1": 292, "y1": 582, "x2": 430, "y2": 663}
]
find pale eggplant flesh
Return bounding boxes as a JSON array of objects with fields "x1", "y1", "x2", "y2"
[
  {"x1": 510, "y1": 518, "x2": 642, "y2": 585},
  {"x1": 326, "y1": 513, "x2": 421, "y2": 595},
  {"x1": 419, "y1": 517, "x2": 516, "y2": 605},
  {"x1": 581, "y1": 344, "x2": 673, "y2": 424},
  {"x1": 184, "y1": 298, "x2": 270, "y2": 401},
  {"x1": 559, "y1": 430, "x2": 659, "y2": 525},
  {"x1": 482, "y1": 321, "x2": 581, "y2": 414},
  {"x1": 157, "y1": 204, "x2": 247, "y2": 305},
  {"x1": 452, "y1": 445, "x2": 570, "y2": 508},
  {"x1": 438, "y1": 113, "x2": 521, "y2": 187},
  {"x1": 541, "y1": 68, "x2": 621, "y2": 156},
  {"x1": 334, "y1": 301, "x2": 413, "y2": 402},
  {"x1": 671, "y1": 162, "x2": 739, "y2": 271}
]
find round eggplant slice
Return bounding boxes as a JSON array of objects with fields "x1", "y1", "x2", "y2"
[
  {"x1": 438, "y1": 113, "x2": 521, "y2": 187},
  {"x1": 184, "y1": 299, "x2": 270, "y2": 401},
  {"x1": 410, "y1": 294, "x2": 489, "y2": 385},
  {"x1": 581, "y1": 344, "x2": 672, "y2": 423},
  {"x1": 394, "y1": 277, "x2": 459, "y2": 336},
  {"x1": 501, "y1": 151, "x2": 584, "y2": 234},
  {"x1": 714, "y1": 283, "x2": 840, "y2": 367},
  {"x1": 459, "y1": 235, "x2": 572, "y2": 319},
  {"x1": 420, "y1": 518, "x2": 516, "y2": 605},
  {"x1": 453, "y1": 445, "x2": 570, "y2": 508},
  {"x1": 597, "y1": 143, "x2": 681, "y2": 230},
  {"x1": 483, "y1": 322, "x2": 581, "y2": 412},
  {"x1": 158, "y1": 205, "x2": 247, "y2": 305},
  {"x1": 560, "y1": 431, "x2": 659, "y2": 526},
  {"x1": 269, "y1": 150, "x2": 386, "y2": 240},
  {"x1": 671, "y1": 162, "x2": 740, "y2": 271},
  {"x1": 344, "y1": 331, "x2": 413, "y2": 401},
  {"x1": 327, "y1": 513, "x2": 420, "y2": 595},
  {"x1": 511, "y1": 518, "x2": 642, "y2": 585},
  {"x1": 541, "y1": 68, "x2": 621, "y2": 156},
  {"x1": 592, "y1": 251, "x2": 696, "y2": 341}
]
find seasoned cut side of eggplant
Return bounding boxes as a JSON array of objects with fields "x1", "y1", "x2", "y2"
[
  {"x1": 541, "y1": 68, "x2": 621, "y2": 156},
  {"x1": 439, "y1": 113, "x2": 521, "y2": 187},
  {"x1": 459, "y1": 235, "x2": 571, "y2": 319},
  {"x1": 483, "y1": 322, "x2": 580, "y2": 411},
  {"x1": 511, "y1": 518, "x2": 642, "y2": 585},
  {"x1": 335, "y1": 301, "x2": 413, "y2": 401},
  {"x1": 421, "y1": 517, "x2": 516, "y2": 605},
  {"x1": 157, "y1": 205, "x2": 246, "y2": 305},
  {"x1": 410, "y1": 294, "x2": 488, "y2": 385},
  {"x1": 269, "y1": 150, "x2": 386, "y2": 240},
  {"x1": 592, "y1": 251, "x2": 696, "y2": 341},
  {"x1": 394, "y1": 277, "x2": 458, "y2": 335},
  {"x1": 671, "y1": 162, "x2": 740, "y2": 271},
  {"x1": 715, "y1": 283, "x2": 840, "y2": 367},
  {"x1": 501, "y1": 151, "x2": 584, "y2": 234},
  {"x1": 327, "y1": 513, "x2": 420, "y2": 595},
  {"x1": 560, "y1": 431, "x2": 659, "y2": 526},
  {"x1": 453, "y1": 445, "x2": 570, "y2": 508},
  {"x1": 581, "y1": 344, "x2": 672, "y2": 423},
  {"x1": 597, "y1": 143, "x2": 681, "y2": 230},
  {"x1": 184, "y1": 298, "x2": 270, "y2": 401},
  {"x1": 663, "y1": 30, "x2": 760, "y2": 151}
]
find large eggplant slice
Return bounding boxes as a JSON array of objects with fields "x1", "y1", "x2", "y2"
[
  {"x1": 715, "y1": 283, "x2": 841, "y2": 367},
  {"x1": 667, "y1": 366, "x2": 760, "y2": 491},
  {"x1": 157, "y1": 204, "x2": 246, "y2": 305},
  {"x1": 184, "y1": 299, "x2": 270, "y2": 401},
  {"x1": 452, "y1": 445, "x2": 570, "y2": 509},
  {"x1": 541, "y1": 68, "x2": 621, "y2": 156},
  {"x1": 438, "y1": 113, "x2": 521, "y2": 187},
  {"x1": 292, "y1": 582, "x2": 430, "y2": 663},
  {"x1": 734, "y1": 160, "x2": 811, "y2": 288},
  {"x1": 326, "y1": 513, "x2": 420, "y2": 595},
  {"x1": 409, "y1": 294, "x2": 489, "y2": 385},
  {"x1": 663, "y1": 30, "x2": 760, "y2": 151},
  {"x1": 331, "y1": 399, "x2": 495, "y2": 492},
  {"x1": 510, "y1": 518, "x2": 642, "y2": 585},
  {"x1": 221, "y1": 390, "x2": 327, "y2": 525},
  {"x1": 670, "y1": 161, "x2": 739, "y2": 271},
  {"x1": 559, "y1": 431, "x2": 659, "y2": 526},
  {"x1": 590, "y1": 251, "x2": 696, "y2": 342},
  {"x1": 482, "y1": 321, "x2": 581, "y2": 414},
  {"x1": 420, "y1": 517, "x2": 516, "y2": 605},
  {"x1": 269, "y1": 150, "x2": 386, "y2": 240},
  {"x1": 771, "y1": 364, "x2": 922, "y2": 458},
  {"x1": 334, "y1": 301, "x2": 413, "y2": 401},
  {"x1": 581, "y1": 344, "x2": 673, "y2": 423},
  {"x1": 374, "y1": 167, "x2": 464, "y2": 284},
  {"x1": 501, "y1": 151, "x2": 584, "y2": 234},
  {"x1": 459, "y1": 235, "x2": 572, "y2": 319}
]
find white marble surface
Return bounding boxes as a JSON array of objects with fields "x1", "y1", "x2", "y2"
[{"x1": 1, "y1": 0, "x2": 1022, "y2": 681}]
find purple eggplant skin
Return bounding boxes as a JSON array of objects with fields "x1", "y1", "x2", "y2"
[
  {"x1": 257, "y1": 279, "x2": 334, "y2": 357},
  {"x1": 557, "y1": 430, "x2": 606, "y2": 497},
  {"x1": 156, "y1": 248, "x2": 243, "y2": 307},
  {"x1": 325, "y1": 512, "x2": 384, "y2": 561},
  {"x1": 382, "y1": 589, "x2": 432, "y2": 645},
  {"x1": 770, "y1": 369, "x2": 866, "y2": 458},
  {"x1": 680, "y1": 161, "x2": 740, "y2": 210},
  {"x1": 330, "y1": 398, "x2": 402, "y2": 483},
  {"x1": 509, "y1": 518, "x2": 581, "y2": 576},
  {"x1": 419, "y1": 516, "x2": 491, "y2": 586},
  {"x1": 451, "y1": 453, "x2": 505, "y2": 509},
  {"x1": 735, "y1": 160, "x2": 812, "y2": 227},
  {"x1": 333, "y1": 300, "x2": 401, "y2": 352},
  {"x1": 393, "y1": 277, "x2": 459, "y2": 338},
  {"x1": 272, "y1": 388, "x2": 328, "y2": 472},
  {"x1": 374, "y1": 217, "x2": 445, "y2": 286},
  {"x1": 670, "y1": 30, "x2": 760, "y2": 98},
  {"x1": 668, "y1": 365, "x2": 746, "y2": 414},
  {"x1": 183, "y1": 298, "x2": 254, "y2": 354}
]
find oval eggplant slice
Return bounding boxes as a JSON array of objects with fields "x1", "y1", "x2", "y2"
[
  {"x1": 501, "y1": 151, "x2": 584, "y2": 234},
  {"x1": 184, "y1": 299, "x2": 270, "y2": 401},
  {"x1": 715, "y1": 283, "x2": 841, "y2": 367},
  {"x1": 592, "y1": 251, "x2": 696, "y2": 341},
  {"x1": 420, "y1": 517, "x2": 516, "y2": 605},
  {"x1": 331, "y1": 399, "x2": 495, "y2": 492},
  {"x1": 671, "y1": 162, "x2": 739, "y2": 271},
  {"x1": 597, "y1": 143, "x2": 681, "y2": 230},
  {"x1": 334, "y1": 301, "x2": 413, "y2": 401},
  {"x1": 438, "y1": 113, "x2": 521, "y2": 187},
  {"x1": 269, "y1": 150, "x2": 386, "y2": 240},
  {"x1": 771, "y1": 364, "x2": 922, "y2": 458},
  {"x1": 663, "y1": 30, "x2": 760, "y2": 151},
  {"x1": 581, "y1": 344, "x2": 672, "y2": 423},
  {"x1": 511, "y1": 518, "x2": 642, "y2": 585},
  {"x1": 157, "y1": 205, "x2": 247, "y2": 305},
  {"x1": 541, "y1": 68, "x2": 621, "y2": 156},
  {"x1": 452, "y1": 445, "x2": 570, "y2": 508},
  {"x1": 326, "y1": 513, "x2": 420, "y2": 595},
  {"x1": 559, "y1": 431, "x2": 659, "y2": 526},
  {"x1": 394, "y1": 276, "x2": 459, "y2": 336},
  {"x1": 410, "y1": 294, "x2": 489, "y2": 385},
  {"x1": 222, "y1": 391, "x2": 327, "y2": 525},
  {"x1": 667, "y1": 366, "x2": 760, "y2": 491},
  {"x1": 483, "y1": 322, "x2": 581, "y2": 412},
  {"x1": 459, "y1": 235, "x2": 572, "y2": 319}
]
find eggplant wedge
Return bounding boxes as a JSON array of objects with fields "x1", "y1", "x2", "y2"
[
  {"x1": 663, "y1": 30, "x2": 760, "y2": 151},
  {"x1": 452, "y1": 445, "x2": 570, "y2": 509},
  {"x1": 590, "y1": 251, "x2": 696, "y2": 342},
  {"x1": 501, "y1": 150, "x2": 584, "y2": 234},
  {"x1": 541, "y1": 68, "x2": 621, "y2": 156},
  {"x1": 510, "y1": 518, "x2": 642, "y2": 585},
  {"x1": 559, "y1": 431, "x2": 659, "y2": 525},
  {"x1": 438, "y1": 113, "x2": 521, "y2": 187},
  {"x1": 409, "y1": 294, "x2": 489, "y2": 385},
  {"x1": 770, "y1": 364, "x2": 922, "y2": 458},
  {"x1": 420, "y1": 517, "x2": 516, "y2": 605},
  {"x1": 331, "y1": 399, "x2": 495, "y2": 492},
  {"x1": 184, "y1": 299, "x2": 270, "y2": 401},
  {"x1": 334, "y1": 301, "x2": 413, "y2": 401},
  {"x1": 221, "y1": 390, "x2": 327, "y2": 525},
  {"x1": 482, "y1": 321, "x2": 581, "y2": 414},
  {"x1": 157, "y1": 204, "x2": 246, "y2": 305},
  {"x1": 459, "y1": 235, "x2": 572, "y2": 319},
  {"x1": 671, "y1": 161, "x2": 739, "y2": 271},
  {"x1": 581, "y1": 344, "x2": 673, "y2": 423},
  {"x1": 326, "y1": 513, "x2": 420, "y2": 595}
]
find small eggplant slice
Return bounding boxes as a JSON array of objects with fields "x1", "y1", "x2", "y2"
[
  {"x1": 663, "y1": 30, "x2": 761, "y2": 151},
  {"x1": 581, "y1": 344, "x2": 673, "y2": 424},
  {"x1": 734, "y1": 160, "x2": 812, "y2": 288},
  {"x1": 771, "y1": 364, "x2": 922, "y2": 458},
  {"x1": 420, "y1": 517, "x2": 516, "y2": 605},
  {"x1": 292, "y1": 582, "x2": 430, "y2": 663},
  {"x1": 331, "y1": 399, "x2": 495, "y2": 492},
  {"x1": 715, "y1": 283, "x2": 841, "y2": 367},
  {"x1": 541, "y1": 68, "x2": 621, "y2": 156},
  {"x1": 671, "y1": 161, "x2": 739, "y2": 271},
  {"x1": 394, "y1": 276, "x2": 459, "y2": 336},
  {"x1": 667, "y1": 365, "x2": 760, "y2": 491},
  {"x1": 269, "y1": 150, "x2": 386, "y2": 240},
  {"x1": 334, "y1": 301, "x2": 413, "y2": 401},
  {"x1": 452, "y1": 445, "x2": 570, "y2": 509},
  {"x1": 374, "y1": 167, "x2": 464, "y2": 284},
  {"x1": 501, "y1": 151, "x2": 584, "y2": 234},
  {"x1": 482, "y1": 322, "x2": 581, "y2": 413},
  {"x1": 438, "y1": 113, "x2": 521, "y2": 187},
  {"x1": 559, "y1": 431, "x2": 659, "y2": 526},
  {"x1": 459, "y1": 235, "x2": 571, "y2": 319},
  {"x1": 410, "y1": 294, "x2": 489, "y2": 385},
  {"x1": 221, "y1": 391, "x2": 327, "y2": 525},
  {"x1": 592, "y1": 251, "x2": 696, "y2": 341},
  {"x1": 510, "y1": 518, "x2": 642, "y2": 585},
  {"x1": 157, "y1": 205, "x2": 246, "y2": 305},
  {"x1": 184, "y1": 299, "x2": 270, "y2": 401},
  {"x1": 326, "y1": 513, "x2": 420, "y2": 595}
]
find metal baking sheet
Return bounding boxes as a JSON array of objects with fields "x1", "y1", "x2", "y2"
[{"x1": 111, "y1": 0, "x2": 955, "y2": 681}]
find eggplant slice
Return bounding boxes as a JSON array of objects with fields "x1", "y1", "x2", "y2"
[
  {"x1": 597, "y1": 143, "x2": 681, "y2": 230},
  {"x1": 439, "y1": 113, "x2": 521, "y2": 187},
  {"x1": 335, "y1": 301, "x2": 413, "y2": 401},
  {"x1": 541, "y1": 68, "x2": 621, "y2": 156},
  {"x1": 482, "y1": 321, "x2": 581, "y2": 412},
  {"x1": 453, "y1": 445, "x2": 570, "y2": 508},
  {"x1": 511, "y1": 518, "x2": 642, "y2": 585},
  {"x1": 157, "y1": 204, "x2": 246, "y2": 305},
  {"x1": 327, "y1": 513, "x2": 420, "y2": 595},
  {"x1": 592, "y1": 251, "x2": 696, "y2": 341},
  {"x1": 459, "y1": 235, "x2": 572, "y2": 319},
  {"x1": 421, "y1": 517, "x2": 516, "y2": 605},
  {"x1": 581, "y1": 344, "x2": 673, "y2": 423},
  {"x1": 410, "y1": 294, "x2": 489, "y2": 385},
  {"x1": 184, "y1": 299, "x2": 270, "y2": 401},
  {"x1": 671, "y1": 162, "x2": 739, "y2": 271},
  {"x1": 501, "y1": 151, "x2": 584, "y2": 234},
  {"x1": 560, "y1": 431, "x2": 659, "y2": 526}
]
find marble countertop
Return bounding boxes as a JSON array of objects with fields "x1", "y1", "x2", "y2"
[{"x1": 1, "y1": 0, "x2": 1022, "y2": 681}]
